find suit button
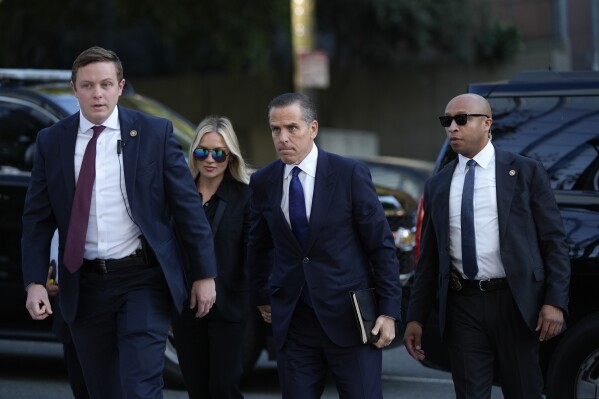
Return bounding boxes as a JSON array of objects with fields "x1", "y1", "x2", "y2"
[{"x1": 303, "y1": 257, "x2": 309, "y2": 263}]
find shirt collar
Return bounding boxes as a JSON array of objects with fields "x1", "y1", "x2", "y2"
[
  {"x1": 79, "y1": 106, "x2": 120, "y2": 133},
  {"x1": 458, "y1": 141, "x2": 494, "y2": 171},
  {"x1": 284, "y1": 144, "x2": 318, "y2": 178}
]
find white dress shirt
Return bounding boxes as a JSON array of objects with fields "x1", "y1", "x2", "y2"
[
  {"x1": 449, "y1": 141, "x2": 506, "y2": 279},
  {"x1": 281, "y1": 144, "x2": 318, "y2": 226},
  {"x1": 76, "y1": 108, "x2": 141, "y2": 260}
]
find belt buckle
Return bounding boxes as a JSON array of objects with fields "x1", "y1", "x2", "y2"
[
  {"x1": 478, "y1": 279, "x2": 490, "y2": 291},
  {"x1": 97, "y1": 259, "x2": 108, "y2": 274}
]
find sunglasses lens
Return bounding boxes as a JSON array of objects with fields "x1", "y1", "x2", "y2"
[
  {"x1": 212, "y1": 150, "x2": 225, "y2": 162},
  {"x1": 193, "y1": 148, "x2": 209, "y2": 159},
  {"x1": 193, "y1": 148, "x2": 228, "y2": 163},
  {"x1": 454, "y1": 114, "x2": 468, "y2": 125},
  {"x1": 439, "y1": 114, "x2": 470, "y2": 127},
  {"x1": 439, "y1": 116, "x2": 451, "y2": 127}
]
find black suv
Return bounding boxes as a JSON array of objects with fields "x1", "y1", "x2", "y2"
[{"x1": 416, "y1": 71, "x2": 599, "y2": 399}]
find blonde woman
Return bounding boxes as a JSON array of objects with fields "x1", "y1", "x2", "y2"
[{"x1": 172, "y1": 116, "x2": 250, "y2": 399}]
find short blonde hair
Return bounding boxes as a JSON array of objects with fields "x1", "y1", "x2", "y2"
[{"x1": 188, "y1": 116, "x2": 249, "y2": 184}]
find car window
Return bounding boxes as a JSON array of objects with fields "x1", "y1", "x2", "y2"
[
  {"x1": 489, "y1": 95, "x2": 599, "y2": 191},
  {"x1": 364, "y1": 162, "x2": 429, "y2": 201},
  {"x1": 0, "y1": 100, "x2": 55, "y2": 171},
  {"x1": 118, "y1": 94, "x2": 196, "y2": 154},
  {"x1": 37, "y1": 86, "x2": 197, "y2": 155}
]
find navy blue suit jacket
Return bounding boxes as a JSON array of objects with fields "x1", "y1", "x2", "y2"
[
  {"x1": 21, "y1": 106, "x2": 218, "y2": 323},
  {"x1": 407, "y1": 148, "x2": 570, "y2": 335},
  {"x1": 248, "y1": 148, "x2": 402, "y2": 349}
]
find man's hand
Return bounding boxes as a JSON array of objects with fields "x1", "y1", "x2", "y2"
[
  {"x1": 190, "y1": 278, "x2": 216, "y2": 318},
  {"x1": 258, "y1": 305, "x2": 272, "y2": 324},
  {"x1": 25, "y1": 284, "x2": 52, "y2": 320},
  {"x1": 403, "y1": 321, "x2": 426, "y2": 361},
  {"x1": 536, "y1": 304, "x2": 564, "y2": 341},
  {"x1": 372, "y1": 316, "x2": 396, "y2": 349}
]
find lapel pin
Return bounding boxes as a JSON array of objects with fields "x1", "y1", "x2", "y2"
[
  {"x1": 509, "y1": 169, "x2": 516, "y2": 176},
  {"x1": 130, "y1": 130, "x2": 137, "y2": 137}
]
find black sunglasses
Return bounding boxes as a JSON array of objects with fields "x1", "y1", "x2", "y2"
[
  {"x1": 193, "y1": 148, "x2": 229, "y2": 163},
  {"x1": 438, "y1": 114, "x2": 489, "y2": 127}
]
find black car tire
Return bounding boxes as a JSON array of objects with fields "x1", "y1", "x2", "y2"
[{"x1": 545, "y1": 313, "x2": 599, "y2": 399}]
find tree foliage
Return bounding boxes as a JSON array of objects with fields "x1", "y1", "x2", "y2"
[
  {"x1": 316, "y1": 0, "x2": 522, "y2": 68},
  {"x1": 0, "y1": 0, "x2": 520, "y2": 74}
]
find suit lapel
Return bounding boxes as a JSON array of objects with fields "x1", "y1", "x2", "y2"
[
  {"x1": 118, "y1": 106, "x2": 140, "y2": 206},
  {"x1": 267, "y1": 161, "x2": 293, "y2": 237},
  {"x1": 306, "y1": 150, "x2": 336, "y2": 251},
  {"x1": 495, "y1": 149, "x2": 517, "y2": 241},
  {"x1": 211, "y1": 178, "x2": 231, "y2": 237},
  {"x1": 436, "y1": 160, "x2": 456, "y2": 260},
  {"x1": 60, "y1": 113, "x2": 81, "y2": 203}
]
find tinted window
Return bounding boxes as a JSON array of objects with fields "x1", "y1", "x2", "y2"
[
  {"x1": 363, "y1": 162, "x2": 430, "y2": 202},
  {"x1": 489, "y1": 96, "x2": 599, "y2": 191},
  {"x1": 0, "y1": 100, "x2": 55, "y2": 171},
  {"x1": 118, "y1": 95, "x2": 196, "y2": 154}
]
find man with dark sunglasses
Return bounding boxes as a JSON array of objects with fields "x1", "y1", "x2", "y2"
[{"x1": 404, "y1": 93, "x2": 570, "y2": 398}]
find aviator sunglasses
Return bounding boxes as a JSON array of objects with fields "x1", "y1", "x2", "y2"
[
  {"x1": 193, "y1": 148, "x2": 229, "y2": 163},
  {"x1": 438, "y1": 113, "x2": 489, "y2": 127}
]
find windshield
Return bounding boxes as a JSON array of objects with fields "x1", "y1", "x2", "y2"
[
  {"x1": 38, "y1": 87, "x2": 196, "y2": 154},
  {"x1": 489, "y1": 95, "x2": 599, "y2": 191}
]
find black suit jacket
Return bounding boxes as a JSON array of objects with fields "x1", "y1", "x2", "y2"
[
  {"x1": 204, "y1": 174, "x2": 250, "y2": 322},
  {"x1": 407, "y1": 147, "x2": 571, "y2": 335}
]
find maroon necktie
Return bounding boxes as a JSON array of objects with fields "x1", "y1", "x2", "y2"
[{"x1": 63, "y1": 125, "x2": 105, "y2": 273}]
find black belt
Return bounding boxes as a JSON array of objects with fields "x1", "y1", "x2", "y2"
[
  {"x1": 450, "y1": 268, "x2": 508, "y2": 292},
  {"x1": 82, "y1": 250, "x2": 155, "y2": 274}
]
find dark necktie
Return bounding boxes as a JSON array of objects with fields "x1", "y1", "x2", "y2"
[
  {"x1": 289, "y1": 167, "x2": 312, "y2": 306},
  {"x1": 289, "y1": 167, "x2": 309, "y2": 248},
  {"x1": 63, "y1": 125, "x2": 105, "y2": 273},
  {"x1": 461, "y1": 159, "x2": 478, "y2": 280}
]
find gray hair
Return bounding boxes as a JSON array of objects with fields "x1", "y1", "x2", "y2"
[{"x1": 268, "y1": 92, "x2": 317, "y2": 126}]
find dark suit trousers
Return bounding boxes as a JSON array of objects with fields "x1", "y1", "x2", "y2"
[
  {"x1": 277, "y1": 301, "x2": 382, "y2": 399},
  {"x1": 445, "y1": 287, "x2": 544, "y2": 399},
  {"x1": 52, "y1": 296, "x2": 89, "y2": 399},
  {"x1": 69, "y1": 264, "x2": 171, "y2": 399},
  {"x1": 171, "y1": 303, "x2": 246, "y2": 399}
]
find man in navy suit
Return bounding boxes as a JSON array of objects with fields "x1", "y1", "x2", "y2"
[
  {"x1": 22, "y1": 46, "x2": 217, "y2": 399},
  {"x1": 404, "y1": 93, "x2": 571, "y2": 398},
  {"x1": 248, "y1": 92, "x2": 402, "y2": 399}
]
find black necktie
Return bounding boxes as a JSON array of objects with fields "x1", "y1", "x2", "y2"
[
  {"x1": 461, "y1": 159, "x2": 478, "y2": 280},
  {"x1": 289, "y1": 167, "x2": 309, "y2": 248},
  {"x1": 64, "y1": 125, "x2": 105, "y2": 273}
]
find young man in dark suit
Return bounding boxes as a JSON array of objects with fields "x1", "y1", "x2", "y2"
[
  {"x1": 22, "y1": 46, "x2": 218, "y2": 399},
  {"x1": 248, "y1": 92, "x2": 402, "y2": 399},
  {"x1": 404, "y1": 93, "x2": 571, "y2": 398}
]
